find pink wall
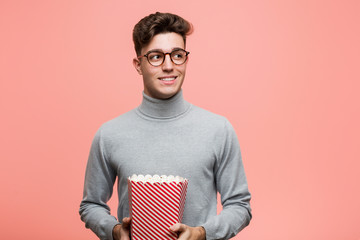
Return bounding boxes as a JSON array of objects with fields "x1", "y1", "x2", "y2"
[{"x1": 1, "y1": 1, "x2": 359, "y2": 239}]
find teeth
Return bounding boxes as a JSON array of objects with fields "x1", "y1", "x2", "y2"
[{"x1": 160, "y1": 77, "x2": 176, "y2": 81}]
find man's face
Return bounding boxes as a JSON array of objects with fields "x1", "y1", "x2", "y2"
[{"x1": 133, "y1": 32, "x2": 188, "y2": 99}]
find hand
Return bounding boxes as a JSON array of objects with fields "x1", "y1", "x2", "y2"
[
  {"x1": 112, "y1": 217, "x2": 131, "y2": 240},
  {"x1": 170, "y1": 223, "x2": 206, "y2": 240}
]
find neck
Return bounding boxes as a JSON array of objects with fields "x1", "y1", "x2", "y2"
[{"x1": 137, "y1": 90, "x2": 190, "y2": 119}]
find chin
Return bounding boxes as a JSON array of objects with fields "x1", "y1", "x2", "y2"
[{"x1": 157, "y1": 91, "x2": 178, "y2": 99}]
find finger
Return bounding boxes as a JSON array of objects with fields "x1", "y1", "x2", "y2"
[
  {"x1": 122, "y1": 217, "x2": 131, "y2": 227},
  {"x1": 170, "y1": 223, "x2": 186, "y2": 232}
]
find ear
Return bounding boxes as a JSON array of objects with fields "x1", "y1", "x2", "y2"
[{"x1": 133, "y1": 58, "x2": 143, "y2": 75}]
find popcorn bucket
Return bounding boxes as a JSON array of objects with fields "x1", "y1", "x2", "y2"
[{"x1": 128, "y1": 175, "x2": 188, "y2": 240}]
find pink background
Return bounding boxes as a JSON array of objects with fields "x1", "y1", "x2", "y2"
[{"x1": 1, "y1": 1, "x2": 359, "y2": 239}]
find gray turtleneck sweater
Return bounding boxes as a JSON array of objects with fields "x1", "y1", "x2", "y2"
[{"x1": 79, "y1": 91, "x2": 251, "y2": 240}]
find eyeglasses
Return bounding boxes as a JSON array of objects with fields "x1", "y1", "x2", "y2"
[{"x1": 138, "y1": 48, "x2": 190, "y2": 67}]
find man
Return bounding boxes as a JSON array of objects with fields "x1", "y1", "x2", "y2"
[{"x1": 79, "y1": 12, "x2": 251, "y2": 240}]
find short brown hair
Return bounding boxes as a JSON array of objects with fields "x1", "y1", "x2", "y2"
[{"x1": 133, "y1": 12, "x2": 193, "y2": 56}]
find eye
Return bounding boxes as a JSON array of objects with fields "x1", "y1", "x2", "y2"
[
  {"x1": 148, "y1": 52, "x2": 163, "y2": 61},
  {"x1": 172, "y1": 50, "x2": 185, "y2": 59}
]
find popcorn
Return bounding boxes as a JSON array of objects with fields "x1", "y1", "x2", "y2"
[
  {"x1": 128, "y1": 174, "x2": 185, "y2": 183},
  {"x1": 128, "y1": 174, "x2": 189, "y2": 240}
]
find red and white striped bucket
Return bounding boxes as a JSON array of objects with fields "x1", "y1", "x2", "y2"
[{"x1": 128, "y1": 178, "x2": 188, "y2": 240}]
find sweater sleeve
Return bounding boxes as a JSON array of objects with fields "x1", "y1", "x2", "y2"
[
  {"x1": 202, "y1": 119, "x2": 252, "y2": 240},
  {"x1": 79, "y1": 128, "x2": 119, "y2": 240}
]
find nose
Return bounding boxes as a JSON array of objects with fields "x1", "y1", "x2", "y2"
[{"x1": 161, "y1": 54, "x2": 174, "y2": 72}]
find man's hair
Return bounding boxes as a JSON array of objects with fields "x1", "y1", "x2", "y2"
[{"x1": 133, "y1": 12, "x2": 193, "y2": 56}]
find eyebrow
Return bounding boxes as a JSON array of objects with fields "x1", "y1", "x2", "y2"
[{"x1": 147, "y1": 47, "x2": 185, "y2": 53}]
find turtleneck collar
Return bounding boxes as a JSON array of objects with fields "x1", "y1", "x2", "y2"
[{"x1": 137, "y1": 90, "x2": 191, "y2": 119}]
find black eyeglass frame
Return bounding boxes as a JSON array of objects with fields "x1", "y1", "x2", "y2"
[{"x1": 137, "y1": 48, "x2": 190, "y2": 67}]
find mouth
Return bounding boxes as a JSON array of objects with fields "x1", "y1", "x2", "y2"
[
  {"x1": 158, "y1": 76, "x2": 177, "y2": 85},
  {"x1": 158, "y1": 76, "x2": 177, "y2": 81}
]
